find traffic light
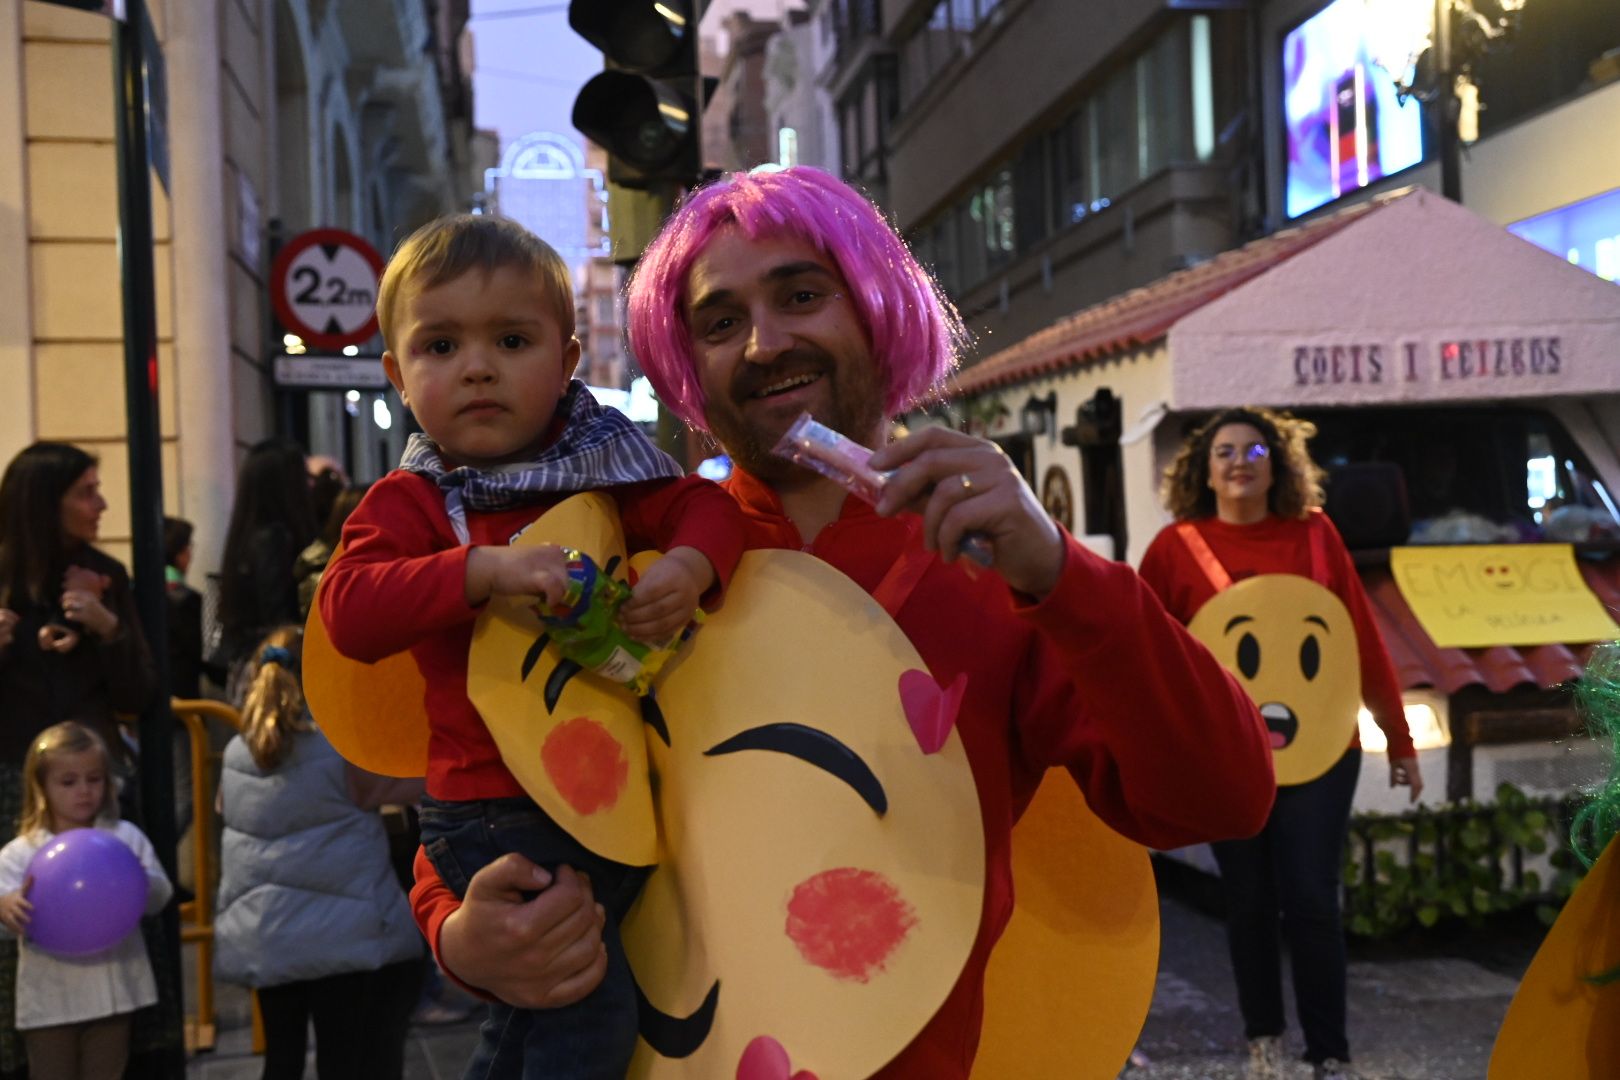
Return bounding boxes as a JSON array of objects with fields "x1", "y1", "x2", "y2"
[{"x1": 570, "y1": 1, "x2": 704, "y2": 190}]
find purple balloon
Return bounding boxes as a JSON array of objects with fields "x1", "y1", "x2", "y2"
[{"x1": 25, "y1": 828, "x2": 147, "y2": 957}]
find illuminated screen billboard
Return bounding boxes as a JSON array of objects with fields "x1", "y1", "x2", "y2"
[
  {"x1": 1283, "y1": 0, "x2": 1426, "y2": 219},
  {"x1": 1508, "y1": 188, "x2": 1620, "y2": 284}
]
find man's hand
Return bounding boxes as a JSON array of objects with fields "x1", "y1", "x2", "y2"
[
  {"x1": 870, "y1": 426, "x2": 1065, "y2": 598},
  {"x1": 465, "y1": 545, "x2": 570, "y2": 608},
  {"x1": 619, "y1": 547, "x2": 712, "y2": 644},
  {"x1": 438, "y1": 855, "x2": 608, "y2": 1009},
  {"x1": 1390, "y1": 755, "x2": 1424, "y2": 803},
  {"x1": 0, "y1": 881, "x2": 33, "y2": 936},
  {"x1": 0, "y1": 608, "x2": 17, "y2": 653}
]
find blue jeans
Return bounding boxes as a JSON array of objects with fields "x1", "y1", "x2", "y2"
[
  {"x1": 1211, "y1": 747, "x2": 1360, "y2": 1065},
  {"x1": 419, "y1": 795, "x2": 649, "y2": 1080}
]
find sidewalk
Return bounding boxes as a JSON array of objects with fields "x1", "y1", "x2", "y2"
[
  {"x1": 1122, "y1": 895, "x2": 1534, "y2": 1079},
  {"x1": 181, "y1": 893, "x2": 1537, "y2": 1079},
  {"x1": 181, "y1": 953, "x2": 487, "y2": 1080}
]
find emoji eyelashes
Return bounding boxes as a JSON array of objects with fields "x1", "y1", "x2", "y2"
[{"x1": 1187, "y1": 574, "x2": 1361, "y2": 786}]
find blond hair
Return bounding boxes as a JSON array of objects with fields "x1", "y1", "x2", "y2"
[
  {"x1": 19, "y1": 722, "x2": 119, "y2": 837},
  {"x1": 376, "y1": 214, "x2": 577, "y2": 353},
  {"x1": 1161, "y1": 407, "x2": 1327, "y2": 522},
  {"x1": 240, "y1": 626, "x2": 314, "y2": 772}
]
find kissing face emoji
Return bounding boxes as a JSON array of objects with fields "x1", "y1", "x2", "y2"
[
  {"x1": 620, "y1": 550, "x2": 986, "y2": 1078},
  {"x1": 1187, "y1": 575, "x2": 1360, "y2": 786}
]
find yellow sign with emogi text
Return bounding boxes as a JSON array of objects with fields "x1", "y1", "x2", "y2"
[{"x1": 1391, "y1": 544, "x2": 1619, "y2": 649}]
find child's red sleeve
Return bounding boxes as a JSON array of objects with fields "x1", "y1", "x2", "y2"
[{"x1": 617, "y1": 476, "x2": 748, "y2": 607}]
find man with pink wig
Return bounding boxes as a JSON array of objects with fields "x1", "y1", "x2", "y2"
[{"x1": 408, "y1": 167, "x2": 1274, "y2": 1077}]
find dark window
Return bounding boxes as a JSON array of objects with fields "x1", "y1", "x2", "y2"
[
  {"x1": 1473, "y1": 0, "x2": 1620, "y2": 139},
  {"x1": 1303, "y1": 406, "x2": 1620, "y2": 545}
]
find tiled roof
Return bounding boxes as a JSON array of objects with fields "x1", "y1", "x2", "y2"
[
  {"x1": 1362, "y1": 555, "x2": 1620, "y2": 695},
  {"x1": 947, "y1": 189, "x2": 1414, "y2": 399}
]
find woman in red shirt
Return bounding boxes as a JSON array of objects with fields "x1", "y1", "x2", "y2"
[{"x1": 1139, "y1": 408, "x2": 1423, "y2": 1080}]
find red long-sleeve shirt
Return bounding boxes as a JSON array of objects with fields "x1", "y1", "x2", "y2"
[
  {"x1": 1137, "y1": 512, "x2": 1415, "y2": 760},
  {"x1": 319, "y1": 469, "x2": 747, "y2": 801},
  {"x1": 411, "y1": 468, "x2": 1274, "y2": 1078}
]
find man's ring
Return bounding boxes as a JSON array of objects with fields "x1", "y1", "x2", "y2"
[{"x1": 959, "y1": 474, "x2": 973, "y2": 493}]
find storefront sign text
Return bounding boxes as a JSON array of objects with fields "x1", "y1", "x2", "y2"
[{"x1": 1292, "y1": 336, "x2": 1562, "y2": 388}]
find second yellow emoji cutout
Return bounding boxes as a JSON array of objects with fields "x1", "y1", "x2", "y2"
[{"x1": 1187, "y1": 574, "x2": 1361, "y2": 785}]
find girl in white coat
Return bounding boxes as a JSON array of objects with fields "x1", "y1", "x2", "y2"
[{"x1": 0, "y1": 721, "x2": 171, "y2": 1079}]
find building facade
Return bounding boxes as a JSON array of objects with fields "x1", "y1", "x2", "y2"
[
  {"x1": 762, "y1": 6, "x2": 841, "y2": 172},
  {"x1": 0, "y1": 0, "x2": 477, "y2": 575}
]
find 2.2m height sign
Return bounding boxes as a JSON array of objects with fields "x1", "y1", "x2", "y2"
[{"x1": 271, "y1": 228, "x2": 385, "y2": 351}]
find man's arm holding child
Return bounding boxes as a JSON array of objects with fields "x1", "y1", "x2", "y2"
[{"x1": 412, "y1": 847, "x2": 608, "y2": 1008}]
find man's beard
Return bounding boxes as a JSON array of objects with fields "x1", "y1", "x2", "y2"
[{"x1": 703, "y1": 349, "x2": 886, "y2": 483}]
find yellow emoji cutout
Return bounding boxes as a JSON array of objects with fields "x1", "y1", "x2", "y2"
[
  {"x1": 618, "y1": 549, "x2": 986, "y2": 1079},
  {"x1": 304, "y1": 542, "x2": 431, "y2": 778},
  {"x1": 1489, "y1": 837, "x2": 1620, "y2": 1079},
  {"x1": 1187, "y1": 575, "x2": 1359, "y2": 786},
  {"x1": 467, "y1": 492, "x2": 657, "y2": 867},
  {"x1": 973, "y1": 771, "x2": 1159, "y2": 1079}
]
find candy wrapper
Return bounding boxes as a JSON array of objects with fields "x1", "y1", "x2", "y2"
[
  {"x1": 538, "y1": 550, "x2": 692, "y2": 696},
  {"x1": 772, "y1": 412, "x2": 994, "y2": 566}
]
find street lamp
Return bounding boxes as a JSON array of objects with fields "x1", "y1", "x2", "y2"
[
  {"x1": 1020, "y1": 392, "x2": 1058, "y2": 440},
  {"x1": 1363, "y1": 0, "x2": 1529, "y2": 202}
]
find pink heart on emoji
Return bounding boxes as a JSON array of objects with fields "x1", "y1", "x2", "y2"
[
  {"x1": 899, "y1": 669, "x2": 967, "y2": 755},
  {"x1": 736, "y1": 1035, "x2": 819, "y2": 1080}
]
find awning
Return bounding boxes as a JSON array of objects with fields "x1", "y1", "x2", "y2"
[
  {"x1": 947, "y1": 191, "x2": 1401, "y2": 397},
  {"x1": 950, "y1": 186, "x2": 1620, "y2": 410}
]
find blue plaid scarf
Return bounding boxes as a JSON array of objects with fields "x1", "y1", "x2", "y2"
[{"x1": 398, "y1": 380, "x2": 685, "y2": 544}]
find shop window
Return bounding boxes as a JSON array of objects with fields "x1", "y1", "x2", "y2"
[{"x1": 1305, "y1": 407, "x2": 1620, "y2": 545}]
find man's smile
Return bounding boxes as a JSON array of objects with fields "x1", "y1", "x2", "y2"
[{"x1": 751, "y1": 371, "x2": 822, "y2": 399}]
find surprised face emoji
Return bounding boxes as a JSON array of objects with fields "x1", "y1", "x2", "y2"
[{"x1": 1187, "y1": 575, "x2": 1361, "y2": 786}]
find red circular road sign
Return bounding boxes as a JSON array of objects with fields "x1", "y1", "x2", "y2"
[{"x1": 270, "y1": 228, "x2": 386, "y2": 351}]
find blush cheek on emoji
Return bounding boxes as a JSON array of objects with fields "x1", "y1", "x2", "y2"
[
  {"x1": 784, "y1": 868, "x2": 918, "y2": 983},
  {"x1": 1187, "y1": 574, "x2": 1362, "y2": 787},
  {"x1": 541, "y1": 716, "x2": 630, "y2": 815}
]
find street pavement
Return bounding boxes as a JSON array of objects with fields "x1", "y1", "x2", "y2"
[
  {"x1": 181, "y1": 888, "x2": 1537, "y2": 1079},
  {"x1": 1122, "y1": 888, "x2": 1534, "y2": 1080}
]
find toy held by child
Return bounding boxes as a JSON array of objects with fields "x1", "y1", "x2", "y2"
[
  {"x1": 318, "y1": 213, "x2": 746, "y2": 1079},
  {"x1": 538, "y1": 549, "x2": 696, "y2": 696},
  {"x1": 0, "y1": 721, "x2": 172, "y2": 1080}
]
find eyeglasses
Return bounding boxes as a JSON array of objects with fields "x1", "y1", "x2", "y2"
[{"x1": 1211, "y1": 442, "x2": 1270, "y2": 464}]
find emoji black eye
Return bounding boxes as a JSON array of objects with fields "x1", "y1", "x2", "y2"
[
  {"x1": 1237, "y1": 633, "x2": 1260, "y2": 680},
  {"x1": 1300, "y1": 635, "x2": 1321, "y2": 681}
]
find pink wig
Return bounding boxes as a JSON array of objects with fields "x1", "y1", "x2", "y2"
[{"x1": 625, "y1": 166, "x2": 967, "y2": 430}]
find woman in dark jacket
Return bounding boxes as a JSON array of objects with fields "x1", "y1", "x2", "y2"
[
  {"x1": 216, "y1": 439, "x2": 318, "y2": 694},
  {"x1": 0, "y1": 440, "x2": 157, "y2": 1074}
]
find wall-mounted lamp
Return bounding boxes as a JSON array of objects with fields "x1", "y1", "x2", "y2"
[{"x1": 1020, "y1": 391, "x2": 1058, "y2": 439}]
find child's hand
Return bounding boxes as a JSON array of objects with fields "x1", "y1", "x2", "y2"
[
  {"x1": 0, "y1": 881, "x2": 33, "y2": 937},
  {"x1": 466, "y1": 544, "x2": 571, "y2": 607},
  {"x1": 619, "y1": 547, "x2": 714, "y2": 644}
]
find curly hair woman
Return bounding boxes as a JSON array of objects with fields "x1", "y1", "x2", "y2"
[{"x1": 1139, "y1": 407, "x2": 1421, "y2": 1080}]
